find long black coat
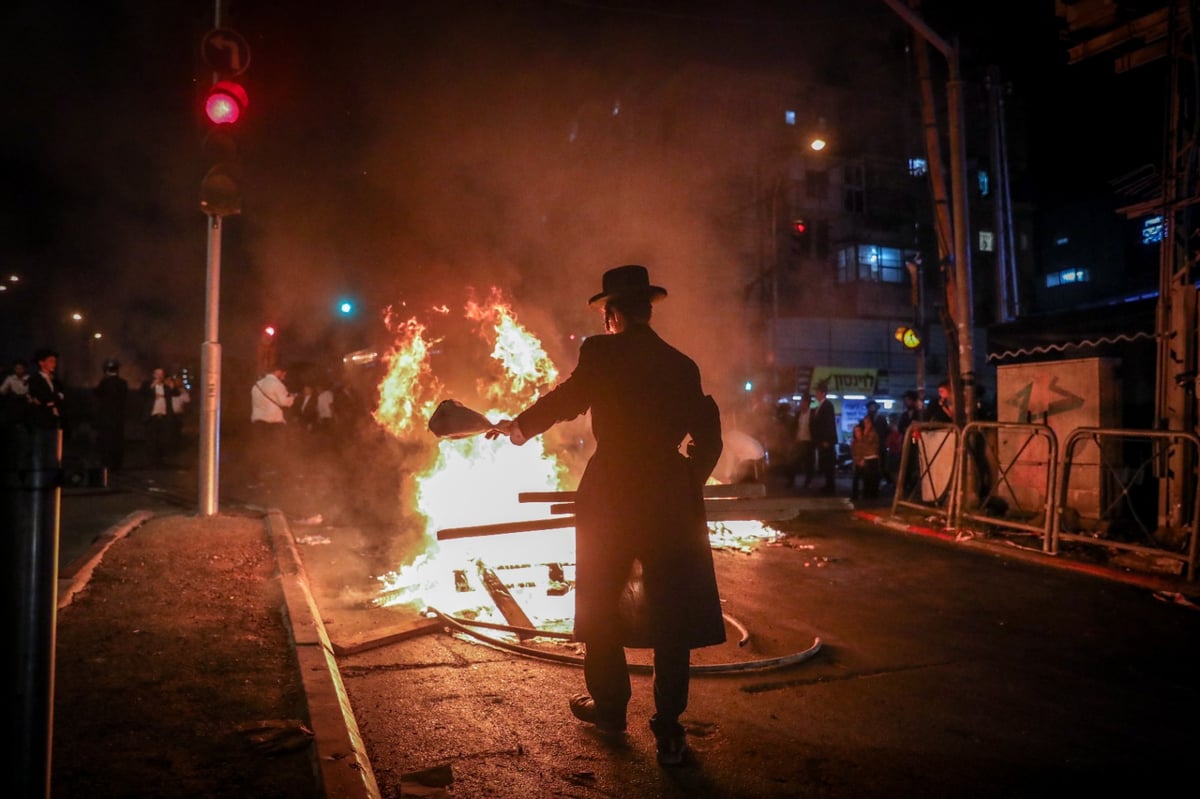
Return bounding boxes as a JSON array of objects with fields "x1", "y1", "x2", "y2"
[{"x1": 515, "y1": 323, "x2": 725, "y2": 650}]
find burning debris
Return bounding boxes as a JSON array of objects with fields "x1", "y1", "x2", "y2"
[{"x1": 365, "y1": 289, "x2": 796, "y2": 637}]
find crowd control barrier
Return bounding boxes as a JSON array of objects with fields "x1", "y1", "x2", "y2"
[
  {"x1": 954, "y1": 422, "x2": 1058, "y2": 552},
  {"x1": 1052, "y1": 427, "x2": 1200, "y2": 581},
  {"x1": 891, "y1": 422, "x2": 960, "y2": 525}
]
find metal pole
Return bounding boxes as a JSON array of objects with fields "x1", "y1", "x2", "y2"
[
  {"x1": 198, "y1": 214, "x2": 222, "y2": 516},
  {"x1": 198, "y1": 0, "x2": 226, "y2": 517},
  {"x1": 5, "y1": 425, "x2": 63, "y2": 799},
  {"x1": 946, "y1": 59, "x2": 976, "y2": 423}
]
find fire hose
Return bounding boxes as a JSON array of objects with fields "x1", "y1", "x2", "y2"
[{"x1": 425, "y1": 607, "x2": 822, "y2": 674}]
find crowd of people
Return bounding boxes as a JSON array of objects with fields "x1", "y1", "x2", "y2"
[
  {"x1": 750, "y1": 377, "x2": 994, "y2": 501},
  {"x1": 0, "y1": 351, "x2": 369, "y2": 487}
]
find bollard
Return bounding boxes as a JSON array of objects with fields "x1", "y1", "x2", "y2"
[{"x1": 3, "y1": 424, "x2": 63, "y2": 799}]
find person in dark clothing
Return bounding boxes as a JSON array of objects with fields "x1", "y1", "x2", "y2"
[
  {"x1": 925, "y1": 379, "x2": 954, "y2": 423},
  {"x1": 27, "y1": 349, "x2": 66, "y2": 431},
  {"x1": 895, "y1": 389, "x2": 922, "y2": 494},
  {"x1": 811, "y1": 380, "x2": 838, "y2": 494},
  {"x1": 488, "y1": 264, "x2": 724, "y2": 767},
  {"x1": 94, "y1": 359, "x2": 129, "y2": 473},
  {"x1": 851, "y1": 401, "x2": 884, "y2": 500}
]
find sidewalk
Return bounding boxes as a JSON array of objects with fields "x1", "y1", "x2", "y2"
[{"x1": 46, "y1": 477, "x2": 376, "y2": 799}]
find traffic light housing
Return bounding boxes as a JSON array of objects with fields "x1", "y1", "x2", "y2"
[
  {"x1": 257, "y1": 325, "x2": 277, "y2": 373},
  {"x1": 199, "y1": 80, "x2": 248, "y2": 217},
  {"x1": 790, "y1": 218, "x2": 808, "y2": 257},
  {"x1": 895, "y1": 326, "x2": 923, "y2": 350}
]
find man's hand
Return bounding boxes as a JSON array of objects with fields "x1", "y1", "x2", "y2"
[{"x1": 486, "y1": 419, "x2": 527, "y2": 445}]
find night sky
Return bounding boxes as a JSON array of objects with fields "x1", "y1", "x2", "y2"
[{"x1": 0, "y1": 1, "x2": 1160, "y2": 396}]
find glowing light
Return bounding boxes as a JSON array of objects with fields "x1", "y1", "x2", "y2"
[{"x1": 205, "y1": 81, "x2": 247, "y2": 125}]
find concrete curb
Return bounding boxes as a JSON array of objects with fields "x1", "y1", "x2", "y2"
[
  {"x1": 57, "y1": 510, "x2": 155, "y2": 611},
  {"x1": 266, "y1": 509, "x2": 381, "y2": 799},
  {"x1": 852, "y1": 508, "x2": 1197, "y2": 595}
]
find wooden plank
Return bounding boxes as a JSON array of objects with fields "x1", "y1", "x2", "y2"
[
  {"x1": 439, "y1": 496, "x2": 851, "y2": 539},
  {"x1": 476, "y1": 560, "x2": 536, "y2": 639},
  {"x1": 519, "y1": 483, "x2": 767, "y2": 504},
  {"x1": 437, "y1": 516, "x2": 576, "y2": 540},
  {"x1": 331, "y1": 616, "x2": 444, "y2": 656},
  {"x1": 548, "y1": 495, "x2": 845, "y2": 518}
]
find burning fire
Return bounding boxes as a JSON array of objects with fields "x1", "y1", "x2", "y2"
[{"x1": 371, "y1": 289, "x2": 780, "y2": 633}]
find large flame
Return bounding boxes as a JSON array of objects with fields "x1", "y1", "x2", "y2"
[{"x1": 370, "y1": 289, "x2": 780, "y2": 632}]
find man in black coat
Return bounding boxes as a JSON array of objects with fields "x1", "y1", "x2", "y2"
[
  {"x1": 94, "y1": 359, "x2": 129, "y2": 473},
  {"x1": 811, "y1": 380, "x2": 839, "y2": 494},
  {"x1": 490, "y1": 264, "x2": 724, "y2": 766},
  {"x1": 26, "y1": 349, "x2": 65, "y2": 431}
]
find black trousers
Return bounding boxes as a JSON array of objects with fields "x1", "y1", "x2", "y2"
[
  {"x1": 816, "y1": 441, "x2": 837, "y2": 490},
  {"x1": 144, "y1": 414, "x2": 172, "y2": 466},
  {"x1": 583, "y1": 636, "x2": 690, "y2": 737}
]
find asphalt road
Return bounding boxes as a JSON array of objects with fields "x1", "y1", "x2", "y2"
[{"x1": 295, "y1": 507, "x2": 1200, "y2": 799}]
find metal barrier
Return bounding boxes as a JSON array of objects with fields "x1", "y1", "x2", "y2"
[
  {"x1": 890, "y1": 422, "x2": 960, "y2": 524},
  {"x1": 1053, "y1": 427, "x2": 1200, "y2": 581},
  {"x1": 954, "y1": 422, "x2": 1058, "y2": 551}
]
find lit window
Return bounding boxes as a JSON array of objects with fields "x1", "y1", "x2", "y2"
[
  {"x1": 908, "y1": 157, "x2": 927, "y2": 177},
  {"x1": 1142, "y1": 215, "x2": 1165, "y2": 244},
  {"x1": 785, "y1": 110, "x2": 796, "y2": 126},
  {"x1": 1045, "y1": 268, "x2": 1090, "y2": 287},
  {"x1": 979, "y1": 230, "x2": 994, "y2": 252},
  {"x1": 835, "y1": 244, "x2": 906, "y2": 284}
]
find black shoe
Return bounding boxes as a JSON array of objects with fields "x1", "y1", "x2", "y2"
[
  {"x1": 569, "y1": 693, "x2": 626, "y2": 734},
  {"x1": 656, "y1": 732, "x2": 688, "y2": 766}
]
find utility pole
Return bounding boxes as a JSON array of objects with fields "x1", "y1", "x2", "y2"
[{"x1": 884, "y1": 0, "x2": 976, "y2": 424}]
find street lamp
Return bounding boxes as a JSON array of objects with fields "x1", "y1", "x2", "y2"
[{"x1": 808, "y1": 117, "x2": 829, "y2": 152}]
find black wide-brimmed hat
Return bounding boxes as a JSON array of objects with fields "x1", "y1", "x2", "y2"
[{"x1": 587, "y1": 264, "x2": 668, "y2": 308}]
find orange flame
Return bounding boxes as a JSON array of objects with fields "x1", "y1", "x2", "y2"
[{"x1": 370, "y1": 289, "x2": 781, "y2": 631}]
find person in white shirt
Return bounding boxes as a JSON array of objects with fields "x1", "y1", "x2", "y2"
[
  {"x1": 140, "y1": 367, "x2": 178, "y2": 467},
  {"x1": 316, "y1": 382, "x2": 335, "y2": 430},
  {"x1": 791, "y1": 391, "x2": 815, "y2": 489},
  {"x1": 0, "y1": 359, "x2": 31, "y2": 428},
  {"x1": 250, "y1": 366, "x2": 294, "y2": 485},
  {"x1": 170, "y1": 376, "x2": 191, "y2": 449}
]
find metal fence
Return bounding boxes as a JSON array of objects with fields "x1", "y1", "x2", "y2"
[
  {"x1": 888, "y1": 422, "x2": 1199, "y2": 581},
  {"x1": 1052, "y1": 427, "x2": 1200, "y2": 581}
]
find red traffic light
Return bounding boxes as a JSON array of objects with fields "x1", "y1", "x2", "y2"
[
  {"x1": 205, "y1": 80, "x2": 248, "y2": 125},
  {"x1": 792, "y1": 219, "x2": 807, "y2": 235}
]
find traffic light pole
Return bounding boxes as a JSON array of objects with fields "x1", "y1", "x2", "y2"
[
  {"x1": 883, "y1": 0, "x2": 975, "y2": 423},
  {"x1": 198, "y1": 214, "x2": 222, "y2": 516}
]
